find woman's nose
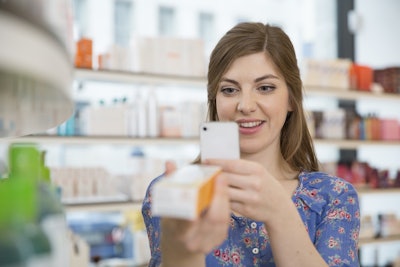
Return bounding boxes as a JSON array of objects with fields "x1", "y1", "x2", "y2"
[{"x1": 236, "y1": 92, "x2": 257, "y2": 114}]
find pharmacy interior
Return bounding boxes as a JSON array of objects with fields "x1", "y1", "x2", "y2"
[{"x1": 1, "y1": 0, "x2": 400, "y2": 266}]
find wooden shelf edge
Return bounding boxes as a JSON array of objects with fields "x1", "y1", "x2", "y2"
[
  {"x1": 72, "y1": 70, "x2": 400, "y2": 101},
  {"x1": 313, "y1": 139, "x2": 400, "y2": 149},
  {"x1": 0, "y1": 135, "x2": 199, "y2": 145},
  {"x1": 359, "y1": 235, "x2": 400, "y2": 246},
  {"x1": 64, "y1": 200, "x2": 142, "y2": 213},
  {"x1": 357, "y1": 188, "x2": 400, "y2": 195},
  {"x1": 2, "y1": 136, "x2": 400, "y2": 148},
  {"x1": 304, "y1": 86, "x2": 400, "y2": 101},
  {"x1": 74, "y1": 68, "x2": 207, "y2": 87}
]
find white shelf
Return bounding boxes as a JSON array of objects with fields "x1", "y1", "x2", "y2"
[
  {"x1": 74, "y1": 68, "x2": 206, "y2": 88},
  {"x1": 304, "y1": 86, "x2": 400, "y2": 101},
  {"x1": 3, "y1": 135, "x2": 400, "y2": 149},
  {"x1": 313, "y1": 139, "x2": 400, "y2": 149},
  {"x1": 64, "y1": 199, "x2": 142, "y2": 213},
  {"x1": 74, "y1": 69, "x2": 400, "y2": 101},
  {"x1": 359, "y1": 235, "x2": 400, "y2": 246},
  {"x1": 357, "y1": 188, "x2": 400, "y2": 196},
  {"x1": 0, "y1": 135, "x2": 199, "y2": 146}
]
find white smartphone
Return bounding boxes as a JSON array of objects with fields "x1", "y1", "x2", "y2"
[{"x1": 200, "y1": 122, "x2": 240, "y2": 162}]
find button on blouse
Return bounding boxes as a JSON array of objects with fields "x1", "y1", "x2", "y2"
[{"x1": 252, "y1": 247, "x2": 259, "y2": 254}]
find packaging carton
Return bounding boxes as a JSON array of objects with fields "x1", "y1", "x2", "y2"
[{"x1": 151, "y1": 164, "x2": 221, "y2": 220}]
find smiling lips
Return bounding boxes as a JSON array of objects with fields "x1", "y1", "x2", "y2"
[{"x1": 236, "y1": 120, "x2": 264, "y2": 134}]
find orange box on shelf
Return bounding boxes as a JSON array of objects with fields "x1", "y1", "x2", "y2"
[
  {"x1": 353, "y1": 64, "x2": 373, "y2": 91},
  {"x1": 75, "y1": 38, "x2": 93, "y2": 69},
  {"x1": 151, "y1": 164, "x2": 221, "y2": 220}
]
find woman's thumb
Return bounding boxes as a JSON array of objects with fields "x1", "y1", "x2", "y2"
[
  {"x1": 164, "y1": 160, "x2": 177, "y2": 176},
  {"x1": 209, "y1": 173, "x2": 229, "y2": 215}
]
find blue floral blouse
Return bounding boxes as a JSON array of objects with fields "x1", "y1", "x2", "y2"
[{"x1": 142, "y1": 171, "x2": 360, "y2": 267}]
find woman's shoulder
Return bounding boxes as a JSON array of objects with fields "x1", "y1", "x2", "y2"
[
  {"x1": 295, "y1": 171, "x2": 359, "y2": 215},
  {"x1": 142, "y1": 173, "x2": 165, "y2": 208},
  {"x1": 298, "y1": 171, "x2": 359, "y2": 198}
]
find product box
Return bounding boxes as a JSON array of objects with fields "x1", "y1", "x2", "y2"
[
  {"x1": 75, "y1": 38, "x2": 93, "y2": 69},
  {"x1": 151, "y1": 164, "x2": 222, "y2": 220}
]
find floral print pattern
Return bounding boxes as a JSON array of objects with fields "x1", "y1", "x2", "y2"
[{"x1": 142, "y1": 171, "x2": 360, "y2": 266}]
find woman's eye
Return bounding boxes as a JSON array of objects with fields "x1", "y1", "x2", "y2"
[
  {"x1": 220, "y1": 87, "x2": 238, "y2": 94},
  {"x1": 258, "y1": 85, "x2": 275, "y2": 93}
]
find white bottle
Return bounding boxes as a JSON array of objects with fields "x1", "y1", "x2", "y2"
[
  {"x1": 128, "y1": 95, "x2": 139, "y2": 137},
  {"x1": 136, "y1": 91, "x2": 147, "y2": 138},
  {"x1": 147, "y1": 87, "x2": 159, "y2": 137}
]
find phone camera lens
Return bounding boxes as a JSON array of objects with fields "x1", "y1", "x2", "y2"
[{"x1": 203, "y1": 127, "x2": 207, "y2": 131}]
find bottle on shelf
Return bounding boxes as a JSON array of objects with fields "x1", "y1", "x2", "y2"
[
  {"x1": 146, "y1": 87, "x2": 159, "y2": 138},
  {"x1": 7, "y1": 142, "x2": 71, "y2": 267},
  {"x1": 1, "y1": 151, "x2": 53, "y2": 266}
]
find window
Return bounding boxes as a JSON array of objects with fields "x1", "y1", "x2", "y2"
[
  {"x1": 72, "y1": 0, "x2": 88, "y2": 38},
  {"x1": 198, "y1": 12, "x2": 215, "y2": 54},
  {"x1": 198, "y1": 12, "x2": 214, "y2": 42},
  {"x1": 159, "y1": 6, "x2": 175, "y2": 36},
  {"x1": 114, "y1": 0, "x2": 133, "y2": 46}
]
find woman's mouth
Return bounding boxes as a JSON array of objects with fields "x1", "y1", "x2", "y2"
[
  {"x1": 237, "y1": 120, "x2": 264, "y2": 134},
  {"x1": 238, "y1": 121, "x2": 263, "y2": 128}
]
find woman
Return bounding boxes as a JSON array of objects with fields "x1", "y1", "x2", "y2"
[{"x1": 142, "y1": 22, "x2": 360, "y2": 267}]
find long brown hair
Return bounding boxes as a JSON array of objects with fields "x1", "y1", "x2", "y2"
[{"x1": 206, "y1": 22, "x2": 319, "y2": 172}]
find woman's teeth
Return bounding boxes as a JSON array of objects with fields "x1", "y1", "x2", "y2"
[{"x1": 239, "y1": 121, "x2": 262, "y2": 128}]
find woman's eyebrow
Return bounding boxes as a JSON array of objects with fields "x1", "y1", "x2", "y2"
[
  {"x1": 220, "y1": 78, "x2": 240, "y2": 86},
  {"x1": 221, "y1": 74, "x2": 279, "y2": 85},
  {"x1": 254, "y1": 74, "x2": 279, "y2": 82}
]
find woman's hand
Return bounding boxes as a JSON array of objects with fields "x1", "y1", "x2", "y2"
[
  {"x1": 205, "y1": 159, "x2": 289, "y2": 223},
  {"x1": 205, "y1": 159, "x2": 329, "y2": 267},
  {"x1": 160, "y1": 161, "x2": 231, "y2": 267}
]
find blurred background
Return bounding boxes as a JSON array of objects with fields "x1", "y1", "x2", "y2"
[{"x1": 1, "y1": 0, "x2": 400, "y2": 266}]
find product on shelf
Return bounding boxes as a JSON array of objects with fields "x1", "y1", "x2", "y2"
[
  {"x1": 377, "y1": 213, "x2": 400, "y2": 238},
  {"x1": 95, "y1": 37, "x2": 206, "y2": 76},
  {"x1": 54, "y1": 91, "x2": 207, "y2": 138},
  {"x1": 51, "y1": 166, "x2": 117, "y2": 201},
  {"x1": 359, "y1": 215, "x2": 376, "y2": 239},
  {"x1": 1, "y1": 142, "x2": 71, "y2": 266},
  {"x1": 321, "y1": 160, "x2": 400, "y2": 189},
  {"x1": 0, "y1": 173, "x2": 52, "y2": 266},
  {"x1": 307, "y1": 109, "x2": 400, "y2": 141},
  {"x1": 304, "y1": 59, "x2": 400, "y2": 94},
  {"x1": 352, "y1": 64, "x2": 373, "y2": 91},
  {"x1": 75, "y1": 37, "x2": 93, "y2": 69},
  {"x1": 374, "y1": 67, "x2": 400, "y2": 94},
  {"x1": 303, "y1": 59, "x2": 354, "y2": 90}
]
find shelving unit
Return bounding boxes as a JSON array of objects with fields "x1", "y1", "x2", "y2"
[
  {"x1": 304, "y1": 86, "x2": 400, "y2": 102},
  {"x1": 357, "y1": 188, "x2": 400, "y2": 195},
  {"x1": 4, "y1": 135, "x2": 400, "y2": 149},
  {"x1": 75, "y1": 69, "x2": 400, "y2": 101},
  {"x1": 2, "y1": 68, "x2": 399, "y2": 266},
  {"x1": 64, "y1": 200, "x2": 142, "y2": 213},
  {"x1": 71, "y1": 70, "x2": 400, "y2": 264},
  {"x1": 74, "y1": 68, "x2": 206, "y2": 87},
  {"x1": 0, "y1": 9, "x2": 74, "y2": 137},
  {"x1": 359, "y1": 236, "x2": 400, "y2": 247},
  {"x1": 1, "y1": 135, "x2": 198, "y2": 146}
]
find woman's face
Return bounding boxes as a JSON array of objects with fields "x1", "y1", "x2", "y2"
[{"x1": 216, "y1": 52, "x2": 292, "y2": 156}]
